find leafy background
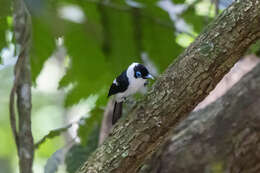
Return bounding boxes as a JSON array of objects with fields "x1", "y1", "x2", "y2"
[{"x1": 2, "y1": 0, "x2": 256, "y2": 173}]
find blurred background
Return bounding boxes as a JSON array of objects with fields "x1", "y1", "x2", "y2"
[{"x1": 1, "y1": 0, "x2": 260, "y2": 172}]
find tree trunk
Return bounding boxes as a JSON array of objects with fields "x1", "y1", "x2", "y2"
[
  {"x1": 139, "y1": 61, "x2": 260, "y2": 173},
  {"x1": 78, "y1": 0, "x2": 260, "y2": 172}
]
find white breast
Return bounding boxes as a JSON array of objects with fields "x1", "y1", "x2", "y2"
[{"x1": 115, "y1": 62, "x2": 147, "y2": 101}]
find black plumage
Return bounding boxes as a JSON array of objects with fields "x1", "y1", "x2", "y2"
[
  {"x1": 108, "y1": 70, "x2": 129, "y2": 97},
  {"x1": 112, "y1": 102, "x2": 123, "y2": 125},
  {"x1": 134, "y1": 64, "x2": 149, "y2": 78},
  {"x1": 108, "y1": 70, "x2": 129, "y2": 125},
  {"x1": 108, "y1": 63, "x2": 153, "y2": 125}
]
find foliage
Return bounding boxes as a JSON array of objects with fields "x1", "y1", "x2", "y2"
[
  {"x1": 249, "y1": 40, "x2": 260, "y2": 56},
  {"x1": 63, "y1": 107, "x2": 102, "y2": 173},
  {"x1": 0, "y1": 0, "x2": 12, "y2": 62},
  {"x1": 77, "y1": 107, "x2": 103, "y2": 146},
  {"x1": 181, "y1": 5, "x2": 205, "y2": 33},
  {"x1": 30, "y1": 17, "x2": 56, "y2": 83},
  {"x1": 35, "y1": 106, "x2": 102, "y2": 173},
  {"x1": 3, "y1": 0, "x2": 213, "y2": 107},
  {"x1": 56, "y1": 0, "x2": 189, "y2": 107},
  {"x1": 65, "y1": 125, "x2": 100, "y2": 173},
  {"x1": 35, "y1": 124, "x2": 72, "y2": 149}
]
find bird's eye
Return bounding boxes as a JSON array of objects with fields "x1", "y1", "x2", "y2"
[{"x1": 136, "y1": 71, "x2": 141, "y2": 78}]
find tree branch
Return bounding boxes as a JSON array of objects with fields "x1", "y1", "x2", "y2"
[
  {"x1": 139, "y1": 60, "x2": 260, "y2": 173},
  {"x1": 10, "y1": 0, "x2": 34, "y2": 173},
  {"x1": 78, "y1": 0, "x2": 260, "y2": 172}
]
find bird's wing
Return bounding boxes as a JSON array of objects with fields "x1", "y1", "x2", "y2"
[
  {"x1": 108, "y1": 70, "x2": 129, "y2": 97},
  {"x1": 108, "y1": 83, "x2": 119, "y2": 97}
]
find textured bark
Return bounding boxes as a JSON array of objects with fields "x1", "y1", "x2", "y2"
[
  {"x1": 17, "y1": 47, "x2": 34, "y2": 173},
  {"x1": 9, "y1": 0, "x2": 34, "y2": 173},
  {"x1": 195, "y1": 55, "x2": 260, "y2": 110},
  {"x1": 139, "y1": 62, "x2": 260, "y2": 173},
  {"x1": 78, "y1": 0, "x2": 260, "y2": 172}
]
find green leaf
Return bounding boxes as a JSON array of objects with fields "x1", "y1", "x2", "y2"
[
  {"x1": 65, "y1": 145, "x2": 89, "y2": 173},
  {"x1": 58, "y1": 0, "x2": 189, "y2": 107},
  {"x1": 78, "y1": 107, "x2": 103, "y2": 146},
  {"x1": 172, "y1": 0, "x2": 185, "y2": 4},
  {"x1": 181, "y1": 5, "x2": 205, "y2": 33},
  {"x1": 65, "y1": 125, "x2": 100, "y2": 173},
  {"x1": 34, "y1": 124, "x2": 72, "y2": 149},
  {"x1": 0, "y1": 0, "x2": 12, "y2": 51},
  {"x1": 0, "y1": 0, "x2": 11, "y2": 17},
  {"x1": 141, "y1": 6, "x2": 183, "y2": 71},
  {"x1": 98, "y1": 3, "x2": 140, "y2": 73},
  {"x1": 134, "y1": 0, "x2": 158, "y2": 5},
  {"x1": 58, "y1": 1, "x2": 110, "y2": 107},
  {"x1": 60, "y1": 1, "x2": 141, "y2": 106},
  {"x1": 24, "y1": 1, "x2": 58, "y2": 82},
  {"x1": 61, "y1": 21, "x2": 111, "y2": 106},
  {"x1": 0, "y1": 18, "x2": 7, "y2": 52},
  {"x1": 30, "y1": 17, "x2": 56, "y2": 83}
]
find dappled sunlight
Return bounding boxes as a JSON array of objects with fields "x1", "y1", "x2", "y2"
[
  {"x1": 35, "y1": 48, "x2": 66, "y2": 93},
  {"x1": 58, "y1": 5, "x2": 86, "y2": 23}
]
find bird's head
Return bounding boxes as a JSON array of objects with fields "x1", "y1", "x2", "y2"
[{"x1": 132, "y1": 63, "x2": 154, "y2": 80}]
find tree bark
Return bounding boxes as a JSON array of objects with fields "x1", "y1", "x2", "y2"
[
  {"x1": 139, "y1": 61, "x2": 260, "y2": 173},
  {"x1": 78, "y1": 0, "x2": 260, "y2": 172},
  {"x1": 10, "y1": 0, "x2": 34, "y2": 173}
]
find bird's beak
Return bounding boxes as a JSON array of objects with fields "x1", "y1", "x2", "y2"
[{"x1": 145, "y1": 74, "x2": 154, "y2": 80}]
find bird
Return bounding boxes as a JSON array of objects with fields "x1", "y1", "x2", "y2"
[{"x1": 108, "y1": 62, "x2": 154, "y2": 125}]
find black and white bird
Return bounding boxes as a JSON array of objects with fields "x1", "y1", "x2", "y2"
[{"x1": 108, "y1": 62, "x2": 154, "y2": 125}]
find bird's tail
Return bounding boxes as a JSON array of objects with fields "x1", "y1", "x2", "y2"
[{"x1": 112, "y1": 101, "x2": 123, "y2": 125}]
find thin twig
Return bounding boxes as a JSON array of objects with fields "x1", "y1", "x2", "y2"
[
  {"x1": 34, "y1": 115, "x2": 87, "y2": 149},
  {"x1": 11, "y1": 0, "x2": 34, "y2": 173},
  {"x1": 34, "y1": 124, "x2": 72, "y2": 149},
  {"x1": 215, "y1": 0, "x2": 219, "y2": 15}
]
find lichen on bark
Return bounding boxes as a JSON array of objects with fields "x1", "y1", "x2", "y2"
[{"x1": 139, "y1": 62, "x2": 260, "y2": 173}]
